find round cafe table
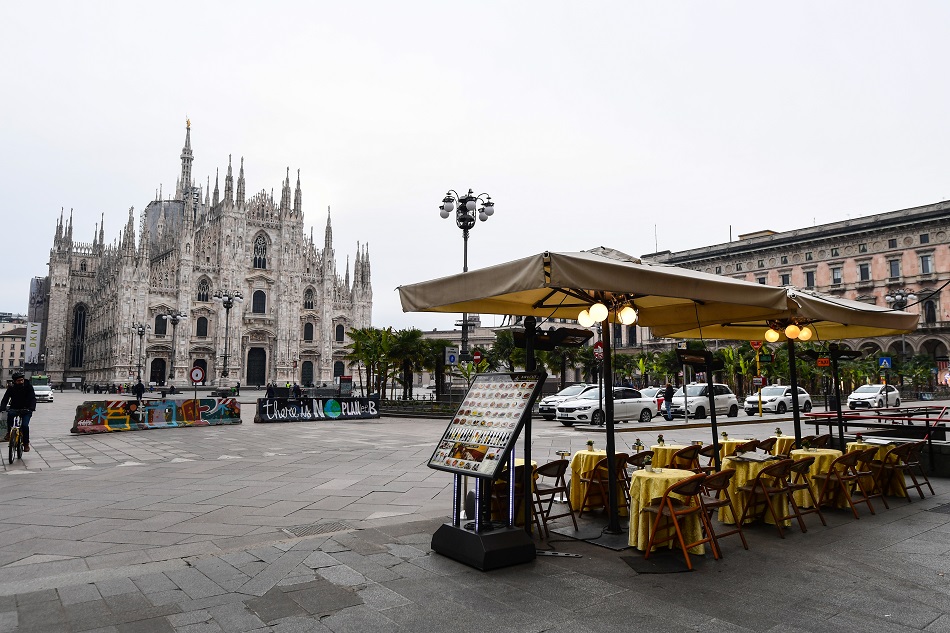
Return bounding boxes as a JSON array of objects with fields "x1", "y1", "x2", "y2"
[
  {"x1": 718, "y1": 438, "x2": 754, "y2": 458},
  {"x1": 772, "y1": 436, "x2": 796, "y2": 456},
  {"x1": 650, "y1": 444, "x2": 687, "y2": 468},
  {"x1": 846, "y1": 442, "x2": 905, "y2": 497},
  {"x1": 718, "y1": 456, "x2": 787, "y2": 526},
  {"x1": 789, "y1": 448, "x2": 841, "y2": 508},
  {"x1": 627, "y1": 468, "x2": 703, "y2": 554},
  {"x1": 568, "y1": 450, "x2": 628, "y2": 516}
]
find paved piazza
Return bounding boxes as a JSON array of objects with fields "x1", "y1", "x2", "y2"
[{"x1": 0, "y1": 389, "x2": 948, "y2": 632}]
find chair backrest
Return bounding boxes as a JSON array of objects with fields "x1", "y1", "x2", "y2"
[
  {"x1": 903, "y1": 440, "x2": 925, "y2": 464},
  {"x1": 813, "y1": 434, "x2": 832, "y2": 448},
  {"x1": 854, "y1": 446, "x2": 879, "y2": 469},
  {"x1": 613, "y1": 453, "x2": 630, "y2": 479},
  {"x1": 831, "y1": 450, "x2": 861, "y2": 473},
  {"x1": 756, "y1": 437, "x2": 778, "y2": 453},
  {"x1": 667, "y1": 472, "x2": 708, "y2": 497},
  {"x1": 800, "y1": 435, "x2": 818, "y2": 446},
  {"x1": 536, "y1": 459, "x2": 569, "y2": 480},
  {"x1": 701, "y1": 468, "x2": 736, "y2": 492},
  {"x1": 758, "y1": 458, "x2": 794, "y2": 482},
  {"x1": 627, "y1": 450, "x2": 654, "y2": 468},
  {"x1": 789, "y1": 455, "x2": 816, "y2": 477},
  {"x1": 495, "y1": 464, "x2": 528, "y2": 492},
  {"x1": 670, "y1": 445, "x2": 701, "y2": 469},
  {"x1": 734, "y1": 440, "x2": 759, "y2": 454},
  {"x1": 698, "y1": 444, "x2": 717, "y2": 461}
]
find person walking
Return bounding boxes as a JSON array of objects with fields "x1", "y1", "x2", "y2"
[
  {"x1": 134, "y1": 380, "x2": 146, "y2": 404},
  {"x1": 664, "y1": 382, "x2": 675, "y2": 421}
]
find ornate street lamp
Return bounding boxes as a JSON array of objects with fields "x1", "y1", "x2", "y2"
[
  {"x1": 130, "y1": 323, "x2": 150, "y2": 381},
  {"x1": 162, "y1": 310, "x2": 188, "y2": 382},
  {"x1": 439, "y1": 188, "x2": 495, "y2": 360},
  {"x1": 213, "y1": 289, "x2": 243, "y2": 381},
  {"x1": 885, "y1": 288, "x2": 917, "y2": 378}
]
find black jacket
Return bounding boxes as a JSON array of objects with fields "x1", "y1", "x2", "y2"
[
  {"x1": 664, "y1": 385, "x2": 675, "y2": 401},
  {"x1": 1, "y1": 382, "x2": 37, "y2": 411}
]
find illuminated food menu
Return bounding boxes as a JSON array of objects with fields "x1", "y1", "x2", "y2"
[{"x1": 428, "y1": 372, "x2": 545, "y2": 480}]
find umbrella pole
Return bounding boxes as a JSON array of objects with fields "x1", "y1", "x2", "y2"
[
  {"x1": 602, "y1": 320, "x2": 623, "y2": 534},
  {"x1": 787, "y1": 339, "x2": 803, "y2": 448},
  {"x1": 830, "y1": 345, "x2": 845, "y2": 449},
  {"x1": 522, "y1": 317, "x2": 536, "y2": 537}
]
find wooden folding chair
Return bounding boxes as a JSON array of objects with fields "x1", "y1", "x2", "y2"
[
  {"x1": 669, "y1": 445, "x2": 701, "y2": 471},
  {"x1": 736, "y1": 459, "x2": 806, "y2": 538},
  {"x1": 787, "y1": 456, "x2": 827, "y2": 526},
  {"x1": 626, "y1": 451, "x2": 654, "y2": 480},
  {"x1": 698, "y1": 468, "x2": 749, "y2": 557},
  {"x1": 812, "y1": 434, "x2": 832, "y2": 449},
  {"x1": 696, "y1": 444, "x2": 718, "y2": 474},
  {"x1": 726, "y1": 440, "x2": 758, "y2": 457},
  {"x1": 578, "y1": 454, "x2": 630, "y2": 516},
  {"x1": 756, "y1": 437, "x2": 778, "y2": 454},
  {"x1": 880, "y1": 441, "x2": 934, "y2": 501},
  {"x1": 533, "y1": 459, "x2": 578, "y2": 537},
  {"x1": 854, "y1": 446, "x2": 889, "y2": 510},
  {"x1": 642, "y1": 472, "x2": 718, "y2": 570},
  {"x1": 812, "y1": 451, "x2": 875, "y2": 519},
  {"x1": 492, "y1": 465, "x2": 544, "y2": 534}
]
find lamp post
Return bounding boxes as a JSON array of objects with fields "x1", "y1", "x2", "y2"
[
  {"x1": 440, "y1": 189, "x2": 495, "y2": 361},
  {"x1": 764, "y1": 319, "x2": 814, "y2": 449},
  {"x1": 162, "y1": 310, "x2": 188, "y2": 383},
  {"x1": 213, "y1": 289, "x2": 243, "y2": 382},
  {"x1": 130, "y1": 323, "x2": 150, "y2": 381},
  {"x1": 885, "y1": 288, "x2": 917, "y2": 378}
]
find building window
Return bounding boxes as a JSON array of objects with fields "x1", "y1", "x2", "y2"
[
  {"x1": 335, "y1": 324, "x2": 345, "y2": 343},
  {"x1": 196, "y1": 316, "x2": 208, "y2": 337},
  {"x1": 252, "y1": 290, "x2": 266, "y2": 314},
  {"x1": 80, "y1": 260, "x2": 87, "y2": 272},
  {"x1": 831, "y1": 247, "x2": 839, "y2": 257},
  {"x1": 757, "y1": 277, "x2": 766, "y2": 285},
  {"x1": 197, "y1": 279, "x2": 210, "y2": 302},
  {"x1": 924, "y1": 300, "x2": 937, "y2": 324},
  {"x1": 857, "y1": 243, "x2": 867, "y2": 253},
  {"x1": 334, "y1": 361, "x2": 345, "y2": 377},
  {"x1": 920, "y1": 253, "x2": 934, "y2": 274},
  {"x1": 614, "y1": 328, "x2": 623, "y2": 348},
  {"x1": 715, "y1": 266, "x2": 721, "y2": 274},
  {"x1": 736, "y1": 262, "x2": 742, "y2": 271},
  {"x1": 757, "y1": 260, "x2": 764, "y2": 268},
  {"x1": 253, "y1": 235, "x2": 267, "y2": 269},
  {"x1": 304, "y1": 323, "x2": 314, "y2": 341},
  {"x1": 805, "y1": 252, "x2": 813, "y2": 261},
  {"x1": 780, "y1": 273, "x2": 790, "y2": 286},
  {"x1": 627, "y1": 325, "x2": 637, "y2": 345},
  {"x1": 154, "y1": 315, "x2": 167, "y2": 336},
  {"x1": 859, "y1": 263, "x2": 871, "y2": 281},
  {"x1": 70, "y1": 304, "x2": 87, "y2": 367},
  {"x1": 920, "y1": 233, "x2": 930, "y2": 244},
  {"x1": 888, "y1": 238, "x2": 897, "y2": 249},
  {"x1": 780, "y1": 255, "x2": 788, "y2": 265},
  {"x1": 804, "y1": 271, "x2": 815, "y2": 288},
  {"x1": 304, "y1": 289, "x2": 314, "y2": 310},
  {"x1": 832, "y1": 267, "x2": 842, "y2": 285},
  {"x1": 888, "y1": 259, "x2": 901, "y2": 278}
]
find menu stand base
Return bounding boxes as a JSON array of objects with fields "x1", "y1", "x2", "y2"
[{"x1": 431, "y1": 523, "x2": 536, "y2": 571}]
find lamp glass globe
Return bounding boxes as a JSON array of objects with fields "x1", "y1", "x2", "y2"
[
  {"x1": 590, "y1": 302, "x2": 609, "y2": 322},
  {"x1": 765, "y1": 328, "x2": 780, "y2": 343},
  {"x1": 618, "y1": 306, "x2": 638, "y2": 325},
  {"x1": 798, "y1": 327, "x2": 813, "y2": 341},
  {"x1": 577, "y1": 310, "x2": 594, "y2": 327},
  {"x1": 784, "y1": 324, "x2": 801, "y2": 339},
  {"x1": 440, "y1": 209, "x2": 450, "y2": 219},
  {"x1": 465, "y1": 200, "x2": 476, "y2": 211}
]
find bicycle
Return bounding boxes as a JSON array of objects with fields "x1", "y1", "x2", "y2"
[{"x1": 7, "y1": 410, "x2": 24, "y2": 464}]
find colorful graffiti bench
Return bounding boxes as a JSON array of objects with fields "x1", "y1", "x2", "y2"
[{"x1": 72, "y1": 398, "x2": 242, "y2": 434}]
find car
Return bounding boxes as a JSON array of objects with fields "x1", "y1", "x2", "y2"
[
  {"x1": 537, "y1": 383, "x2": 598, "y2": 420},
  {"x1": 744, "y1": 385, "x2": 811, "y2": 415},
  {"x1": 847, "y1": 384, "x2": 900, "y2": 409},
  {"x1": 555, "y1": 387, "x2": 656, "y2": 426},
  {"x1": 33, "y1": 384, "x2": 54, "y2": 403},
  {"x1": 668, "y1": 383, "x2": 739, "y2": 419},
  {"x1": 637, "y1": 387, "x2": 664, "y2": 415}
]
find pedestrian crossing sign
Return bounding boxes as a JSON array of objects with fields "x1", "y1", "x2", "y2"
[{"x1": 878, "y1": 357, "x2": 892, "y2": 369}]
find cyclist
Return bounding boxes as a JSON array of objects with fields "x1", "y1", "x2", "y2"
[{"x1": 1, "y1": 372, "x2": 37, "y2": 451}]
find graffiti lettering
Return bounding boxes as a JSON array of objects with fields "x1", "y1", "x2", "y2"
[{"x1": 254, "y1": 397, "x2": 380, "y2": 423}]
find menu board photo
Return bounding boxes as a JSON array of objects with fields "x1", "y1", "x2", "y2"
[{"x1": 428, "y1": 372, "x2": 545, "y2": 480}]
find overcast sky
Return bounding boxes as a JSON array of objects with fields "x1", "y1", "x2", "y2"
[{"x1": 3, "y1": 2, "x2": 949, "y2": 331}]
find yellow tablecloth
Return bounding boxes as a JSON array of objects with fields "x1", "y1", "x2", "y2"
[
  {"x1": 719, "y1": 457, "x2": 787, "y2": 526},
  {"x1": 569, "y1": 450, "x2": 628, "y2": 515},
  {"x1": 718, "y1": 438, "x2": 756, "y2": 458},
  {"x1": 845, "y1": 442, "x2": 904, "y2": 497},
  {"x1": 627, "y1": 468, "x2": 703, "y2": 554},
  {"x1": 789, "y1": 448, "x2": 841, "y2": 508},
  {"x1": 650, "y1": 444, "x2": 687, "y2": 468},
  {"x1": 772, "y1": 436, "x2": 796, "y2": 456}
]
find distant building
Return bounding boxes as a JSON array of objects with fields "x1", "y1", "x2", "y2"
[
  {"x1": 0, "y1": 327, "x2": 26, "y2": 384},
  {"x1": 31, "y1": 122, "x2": 372, "y2": 387}
]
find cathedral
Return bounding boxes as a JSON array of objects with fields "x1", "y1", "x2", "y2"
[{"x1": 31, "y1": 121, "x2": 372, "y2": 388}]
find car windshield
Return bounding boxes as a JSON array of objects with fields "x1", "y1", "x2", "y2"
[
  {"x1": 673, "y1": 385, "x2": 706, "y2": 397},
  {"x1": 854, "y1": 385, "x2": 881, "y2": 394},
  {"x1": 760, "y1": 386, "x2": 786, "y2": 397},
  {"x1": 640, "y1": 388, "x2": 659, "y2": 396},
  {"x1": 555, "y1": 385, "x2": 589, "y2": 397},
  {"x1": 577, "y1": 390, "x2": 603, "y2": 400}
]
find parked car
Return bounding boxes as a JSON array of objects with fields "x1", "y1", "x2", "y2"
[
  {"x1": 555, "y1": 387, "x2": 656, "y2": 426},
  {"x1": 537, "y1": 383, "x2": 598, "y2": 420},
  {"x1": 638, "y1": 387, "x2": 664, "y2": 416},
  {"x1": 33, "y1": 384, "x2": 54, "y2": 403},
  {"x1": 668, "y1": 383, "x2": 739, "y2": 419},
  {"x1": 847, "y1": 384, "x2": 900, "y2": 409},
  {"x1": 744, "y1": 385, "x2": 811, "y2": 415}
]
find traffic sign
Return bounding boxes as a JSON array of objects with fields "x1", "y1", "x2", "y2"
[
  {"x1": 593, "y1": 341, "x2": 604, "y2": 360},
  {"x1": 472, "y1": 350, "x2": 482, "y2": 364},
  {"x1": 816, "y1": 357, "x2": 831, "y2": 367},
  {"x1": 445, "y1": 347, "x2": 459, "y2": 366},
  {"x1": 878, "y1": 357, "x2": 892, "y2": 369},
  {"x1": 759, "y1": 354, "x2": 773, "y2": 363},
  {"x1": 750, "y1": 341, "x2": 763, "y2": 351},
  {"x1": 190, "y1": 366, "x2": 205, "y2": 383},
  {"x1": 752, "y1": 376, "x2": 765, "y2": 387}
]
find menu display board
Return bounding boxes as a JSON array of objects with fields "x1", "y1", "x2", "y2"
[{"x1": 428, "y1": 372, "x2": 546, "y2": 480}]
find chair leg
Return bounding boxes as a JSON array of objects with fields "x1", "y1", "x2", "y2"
[
  {"x1": 667, "y1": 506, "x2": 695, "y2": 571},
  {"x1": 802, "y1": 482, "x2": 827, "y2": 526},
  {"x1": 643, "y1": 510, "x2": 667, "y2": 560},
  {"x1": 786, "y1": 491, "x2": 807, "y2": 534},
  {"x1": 762, "y1": 492, "x2": 786, "y2": 539}
]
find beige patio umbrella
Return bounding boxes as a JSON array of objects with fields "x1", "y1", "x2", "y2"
[{"x1": 399, "y1": 247, "x2": 792, "y2": 535}]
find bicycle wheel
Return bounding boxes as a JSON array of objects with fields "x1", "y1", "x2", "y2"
[
  {"x1": 7, "y1": 431, "x2": 15, "y2": 465},
  {"x1": 16, "y1": 433, "x2": 22, "y2": 461}
]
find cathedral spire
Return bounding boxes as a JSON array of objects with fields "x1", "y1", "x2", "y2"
[
  {"x1": 179, "y1": 118, "x2": 194, "y2": 198},
  {"x1": 293, "y1": 168, "x2": 302, "y2": 215},
  {"x1": 280, "y1": 167, "x2": 291, "y2": 212},
  {"x1": 345, "y1": 255, "x2": 350, "y2": 288},
  {"x1": 99, "y1": 213, "x2": 105, "y2": 247},
  {"x1": 236, "y1": 157, "x2": 246, "y2": 206},
  {"x1": 324, "y1": 207, "x2": 333, "y2": 250},
  {"x1": 213, "y1": 168, "x2": 220, "y2": 207},
  {"x1": 54, "y1": 207, "x2": 63, "y2": 245},
  {"x1": 224, "y1": 155, "x2": 234, "y2": 205}
]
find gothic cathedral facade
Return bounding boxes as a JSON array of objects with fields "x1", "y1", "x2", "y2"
[{"x1": 32, "y1": 122, "x2": 373, "y2": 388}]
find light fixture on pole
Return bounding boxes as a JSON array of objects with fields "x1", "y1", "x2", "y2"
[
  {"x1": 762, "y1": 318, "x2": 814, "y2": 449},
  {"x1": 213, "y1": 289, "x2": 243, "y2": 381},
  {"x1": 162, "y1": 310, "x2": 188, "y2": 382},
  {"x1": 439, "y1": 188, "x2": 495, "y2": 361},
  {"x1": 885, "y1": 288, "x2": 917, "y2": 377},
  {"x1": 130, "y1": 322, "x2": 150, "y2": 381}
]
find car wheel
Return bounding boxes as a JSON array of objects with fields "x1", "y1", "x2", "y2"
[
  {"x1": 639, "y1": 409, "x2": 653, "y2": 423},
  {"x1": 728, "y1": 404, "x2": 739, "y2": 417},
  {"x1": 849, "y1": 404, "x2": 856, "y2": 410},
  {"x1": 802, "y1": 401, "x2": 812, "y2": 412},
  {"x1": 592, "y1": 410, "x2": 604, "y2": 425},
  {"x1": 876, "y1": 399, "x2": 884, "y2": 408},
  {"x1": 694, "y1": 406, "x2": 706, "y2": 419},
  {"x1": 894, "y1": 398, "x2": 900, "y2": 407},
  {"x1": 746, "y1": 410, "x2": 756, "y2": 416},
  {"x1": 776, "y1": 402, "x2": 787, "y2": 415},
  {"x1": 559, "y1": 420, "x2": 575, "y2": 427},
  {"x1": 542, "y1": 415, "x2": 554, "y2": 421}
]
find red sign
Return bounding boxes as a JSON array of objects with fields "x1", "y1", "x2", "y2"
[
  {"x1": 472, "y1": 350, "x2": 482, "y2": 364},
  {"x1": 593, "y1": 341, "x2": 604, "y2": 360},
  {"x1": 816, "y1": 357, "x2": 831, "y2": 367},
  {"x1": 190, "y1": 366, "x2": 205, "y2": 383},
  {"x1": 750, "y1": 341, "x2": 763, "y2": 350},
  {"x1": 753, "y1": 376, "x2": 765, "y2": 387}
]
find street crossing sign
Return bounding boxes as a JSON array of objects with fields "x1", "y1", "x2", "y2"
[
  {"x1": 878, "y1": 357, "x2": 892, "y2": 369},
  {"x1": 445, "y1": 347, "x2": 459, "y2": 365}
]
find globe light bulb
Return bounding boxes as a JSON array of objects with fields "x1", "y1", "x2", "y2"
[
  {"x1": 618, "y1": 306, "x2": 638, "y2": 325},
  {"x1": 440, "y1": 208, "x2": 450, "y2": 219},
  {"x1": 765, "y1": 328, "x2": 780, "y2": 343},
  {"x1": 578, "y1": 309, "x2": 594, "y2": 327},
  {"x1": 784, "y1": 324, "x2": 801, "y2": 339},
  {"x1": 798, "y1": 327, "x2": 813, "y2": 341},
  {"x1": 590, "y1": 302, "x2": 608, "y2": 322}
]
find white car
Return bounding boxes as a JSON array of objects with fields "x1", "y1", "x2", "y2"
[
  {"x1": 555, "y1": 387, "x2": 656, "y2": 426},
  {"x1": 33, "y1": 385, "x2": 54, "y2": 403},
  {"x1": 669, "y1": 383, "x2": 739, "y2": 419},
  {"x1": 638, "y1": 387, "x2": 665, "y2": 416},
  {"x1": 537, "y1": 384, "x2": 597, "y2": 420},
  {"x1": 847, "y1": 384, "x2": 900, "y2": 409},
  {"x1": 744, "y1": 385, "x2": 812, "y2": 415}
]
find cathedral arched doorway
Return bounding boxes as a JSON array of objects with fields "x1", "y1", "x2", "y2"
[
  {"x1": 301, "y1": 361, "x2": 314, "y2": 386},
  {"x1": 193, "y1": 359, "x2": 208, "y2": 385},
  {"x1": 247, "y1": 348, "x2": 267, "y2": 387},
  {"x1": 150, "y1": 358, "x2": 166, "y2": 386}
]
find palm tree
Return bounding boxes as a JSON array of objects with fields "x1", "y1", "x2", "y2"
[{"x1": 389, "y1": 328, "x2": 428, "y2": 400}]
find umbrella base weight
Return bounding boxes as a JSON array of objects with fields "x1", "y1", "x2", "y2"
[{"x1": 431, "y1": 523, "x2": 536, "y2": 570}]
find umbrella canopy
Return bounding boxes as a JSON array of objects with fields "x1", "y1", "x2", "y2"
[
  {"x1": 398, "y1": 247, "x2": 789, "y2": 322},
  {"x1": 651, "y1": 289, "x2": 918, "y2": 341}
]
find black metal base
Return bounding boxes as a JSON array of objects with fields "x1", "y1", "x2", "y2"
[{"x1": 431, "y1": 523, "x2": 536, "y2": 571}]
